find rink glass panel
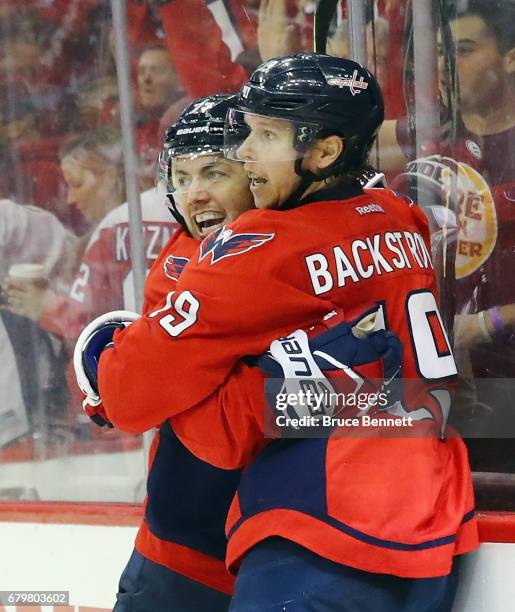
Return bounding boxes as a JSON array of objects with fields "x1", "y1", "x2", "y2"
[
  {"x1": 0, "y1": 1, "x2": 514, "y2": 510},
  {"x1": 0, "y1": 0, "x2": 256, "y2": 505},
  {"x1": 375, "y1": 0, "x2": 515, "y2": 510},
  {"x1": 0, "y1": 2, "x2": 148, "y2": 504}
]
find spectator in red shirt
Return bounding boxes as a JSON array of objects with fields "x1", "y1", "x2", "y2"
[{"x1": 127, "y1": 0, "x2": 248, "y2": 96}]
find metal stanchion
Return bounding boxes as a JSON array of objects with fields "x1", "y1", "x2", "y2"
[
  {"x1": 348, "y1": 0, "x2": 367, "y2": 65},
  {"x1": 110, "y1": 0, "x2": 152, "y2": 476}
]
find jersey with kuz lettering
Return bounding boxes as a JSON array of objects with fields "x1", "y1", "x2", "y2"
[
  {"x1": 38, "y1": 189, "x2": 175, "y2": 340},
  {"x1": 135, "y1": 227, "x2": 240, "y2": 595},
  {"x1": 99, "y1": 184, "x2": 478, "y2": 579}
]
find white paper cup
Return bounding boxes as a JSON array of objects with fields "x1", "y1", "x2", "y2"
[{"x1": 8, "y1": 263, "x2": 48, "y2": 286}]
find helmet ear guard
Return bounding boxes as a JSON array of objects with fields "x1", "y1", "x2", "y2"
[
  {"x1": 291, "y1": 128, "x2": 373, "y2": 189},
  {"x1": 292, "y1": 123, "x2": 318, "y2": 151}
]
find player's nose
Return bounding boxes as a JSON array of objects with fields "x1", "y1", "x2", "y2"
[
  {"x1": 236, "y1": 135, "x2": 256, "y2": 161},
  {"x1": 186, "y1": 187, "x2": 211, "y2": 210}
]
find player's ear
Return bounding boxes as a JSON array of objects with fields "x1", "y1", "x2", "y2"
[
  {"x1": 503, "y1": 45, "x2": 515, "y2": 74},
  {"x1": 304, "y1": 135, "x2": 344, "y2": 172}
]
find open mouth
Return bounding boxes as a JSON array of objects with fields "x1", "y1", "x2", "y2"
[{"x1": 194, "y1": 211, "x2": 226, "y2": 238}]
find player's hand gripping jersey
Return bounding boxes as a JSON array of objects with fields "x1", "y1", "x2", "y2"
[{"x1": 98, "y1": 184, "x2": 478, "y2": 578}]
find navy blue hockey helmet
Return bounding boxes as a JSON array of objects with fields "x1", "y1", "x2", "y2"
[
  {"x1": 157, "y1": 93, "x2": 238, "y2": 232},
  {"x1": 225, "y1": 53, "x2": 384, "y2": 181}
]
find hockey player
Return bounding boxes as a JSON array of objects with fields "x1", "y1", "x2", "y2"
[
  {"x1": 79, "y1": 54, "x2": 478, "y2": 611},
  {"x1": 92, "y1": 94, "x2": 255, "y2": 611}
]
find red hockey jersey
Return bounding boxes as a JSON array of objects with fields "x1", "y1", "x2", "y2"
[
  {"x1": 133, "y1": 228, "x2": 239, "y2": 594},
  {"x1": 99, "y1": 184, "x2": 478, "y2": 578}
]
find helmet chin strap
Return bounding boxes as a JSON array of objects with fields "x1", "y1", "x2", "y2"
[
  {"x1": 167, "y1": 194, "x2": 192, "y2": 235},
  {"x1": 279, "y1": 158, "x2": 327, "y2": 211}
]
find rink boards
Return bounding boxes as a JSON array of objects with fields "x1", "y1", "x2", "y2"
[{"x1": 0, "y1": 505, "x2": 513, "y2": 611}]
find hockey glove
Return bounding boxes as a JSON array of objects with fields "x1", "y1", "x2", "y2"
[
  {"x1": 73, "y1": 310, "x2": 140, "y2": 427},
  {"x1": 258, "y1": 307, "x2": 403, "y2": 426},
  {"x1": 358, "y1": 164, "x2": 387, "y2": 189}
]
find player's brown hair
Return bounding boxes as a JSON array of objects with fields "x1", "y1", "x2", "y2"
[{"x1": 450, "y1": 0, "x2": 515, "y2": 54}]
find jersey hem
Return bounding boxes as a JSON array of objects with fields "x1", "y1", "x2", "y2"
[
  {"x1": 135, "y1": 521, "x2": 234, "y2": 595},
  {"x1": 226, "y1": 508, "x2": 479, "y2": 578}
]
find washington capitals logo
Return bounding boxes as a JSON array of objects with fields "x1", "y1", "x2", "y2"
[
  {"x1": 199, "y1": 226, "x2": 275, "y2": 265},
  {"x1": 327, "y1": 70, "x2": 369, "y2": 96},
  {"x1": 163, "y1": 255, "x2": 190, "y2": 281}
]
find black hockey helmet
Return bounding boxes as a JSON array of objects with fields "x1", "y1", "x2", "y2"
[
  {"x1": 157, "y1": 93, "x2": 238, "y2": 232},
  {"x1": 225, "y1": 53, "x2": 384, "y2": 177}
]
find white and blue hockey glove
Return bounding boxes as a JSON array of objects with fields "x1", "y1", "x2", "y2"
[
  {"x1": 257, "y1": 307, "x2": 403, "y2": 428},
  {"x1": 359, "y1": 164, "x2": 387, "y2": 189},
  {"x1": 73, "y1": 310, "x2": 140, "y2": 427}
]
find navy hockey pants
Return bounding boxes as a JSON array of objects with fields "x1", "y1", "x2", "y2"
[
  {"x1": 229, "y1": 538, "x2": 460, "y2": 612},
  {"x1": 113, "y1": 548, "x2": 231, "y2": 612}
]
